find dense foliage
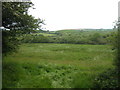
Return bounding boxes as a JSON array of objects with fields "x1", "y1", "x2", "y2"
[
  {"x1": 93, "y1": 25, "x2": 119, "y2": 88},
  {"x1": 21, "y1": 30, "x2": 116, "y2": 45},
  {"x1": 2, "y1": 2, "x2": 43, "y2": 55},
  {"x1": 116, "y1": 21, "x2": 120, "y2": 87},
  {"x1": 94, "y1": 68, "x2": 118, "y2": 88}
]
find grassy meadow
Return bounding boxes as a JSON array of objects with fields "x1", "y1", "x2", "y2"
[
  {"x1": 3, "y1": 43, "x2": 115, "y2": 88},
  {"x1": 3, "y1": 2, "x2": 118, "y2": 88}
]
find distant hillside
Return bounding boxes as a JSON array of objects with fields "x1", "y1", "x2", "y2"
[{"x1": 22, "y1": 28, "x2": 116, "y2": 45}]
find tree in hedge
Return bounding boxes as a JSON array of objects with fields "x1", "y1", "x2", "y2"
[
  {"x1": 2, "y1": 2, "x2": 44, "y2": 55},
  {"x1": 116, "y1": 20, "x2": 120, "y2": 87},
  {"x1": 94, "y1": 22, "x2": 120, "y2": 88},
  {"x1": 90, "y1": 33, "x2": 101, "y2": 44}
]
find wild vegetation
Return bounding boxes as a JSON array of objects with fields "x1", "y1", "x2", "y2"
[
  {"x1": 2, "y1": 2, "x2": 119, "y2": 89},
  {"x1": 21, "y1": 29, "x2": 116, "y2": 45},
  {"x1": 3, "y1": 43, "x2": 115, "y2": 88}
]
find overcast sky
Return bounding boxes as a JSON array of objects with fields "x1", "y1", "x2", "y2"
[{"x1": 29, "y1": 0, "x2": 119, "y2": 31}]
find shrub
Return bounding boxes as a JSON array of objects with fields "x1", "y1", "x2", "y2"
[
  {"x1": 93, "y1": 68, "x2": 118, "y2": 88},
  {"x1": 22, "y1": 34, "x2": 49, "y2": 43},
  {"x1": 3, "y1": 61, "x2": 25, "y2": 88},
  {"x1": 71, "y1": 72, "x2": 94, "y2": 88}
]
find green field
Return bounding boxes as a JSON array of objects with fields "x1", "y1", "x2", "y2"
[
  {"x1": 3, "y1": 43, "x2": 115, "y2": 88},
  {"x1": 32, "y1": 32, "x2": 56, "y2": 36}
]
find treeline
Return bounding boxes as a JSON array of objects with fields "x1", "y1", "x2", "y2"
[{"x1": 21, "y1": 30, "x2": 117, "y2": 45}]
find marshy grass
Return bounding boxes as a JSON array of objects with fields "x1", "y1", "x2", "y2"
[{"x1": 3, "y1": 43, "x2": 115, "y2": 88}]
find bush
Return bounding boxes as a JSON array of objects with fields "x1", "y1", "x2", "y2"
[
  {"x1": 93, "y1": 68, "x2": 118, "y2": 88},
  {"x1": 22, "y1": 34, "x2": 49, "y2": 43},
  {"x1": 20, "y1": 30, "x2": 114, "y2": 45},
  {"x1": 3, "y1": 61, "x2": 25, "y2": 88},
  {"x1": 71, "y1": 72, "x2": 95, "y2": 88}
]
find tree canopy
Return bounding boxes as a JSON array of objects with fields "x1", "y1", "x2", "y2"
[{"x1": 2, "y1": 2, "x2": 44, "y2": 55}]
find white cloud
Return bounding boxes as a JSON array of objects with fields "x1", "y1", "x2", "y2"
[{"x1": 29, "y1": 0, "x2": 119, "y2": 31}]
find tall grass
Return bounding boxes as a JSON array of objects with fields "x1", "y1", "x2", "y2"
[{"x1": 3, "y1": 43, "x2": 115, "y2": 88}]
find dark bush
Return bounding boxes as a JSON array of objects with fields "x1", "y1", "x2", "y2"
[
  {"x1": 3, "y1": 61, "x2": 25, "y2": 88},
  {"x1": 94, "y1": 68, "x2": 118, "y2": 88},
  {"x1": 22, "y1": 34, "x2": 49, "y2": 43}
]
